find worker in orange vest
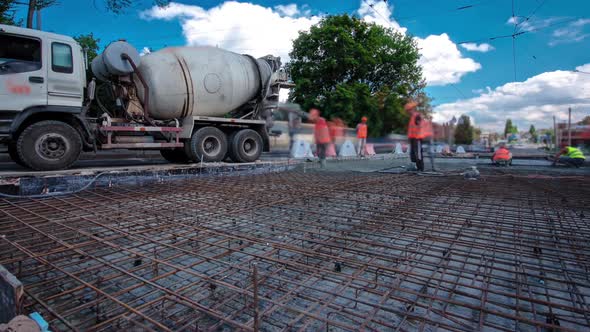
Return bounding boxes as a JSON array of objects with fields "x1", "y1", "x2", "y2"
[
  {"x1": 309, "y1": 108, "x2": 331, "y2": 168},
  {"x1": 492, "y1": 143, "x2": 513, "y2": 166},
  {"x1": 356, "y1": 117, "x2": 368, "y2": 157},
  {"x1": 406, "y1": 100, "x2": 432, "y2": 171}
]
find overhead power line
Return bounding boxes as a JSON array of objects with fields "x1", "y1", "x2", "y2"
[
  {"x1": 457, "y1": 17, "x2": 579, "y2": 45},
  {"x1": 361, "y1": 0, "x2": 469, "y2": 99}
]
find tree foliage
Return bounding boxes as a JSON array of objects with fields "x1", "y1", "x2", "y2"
[
  {"x1": 0, "y1": 0, "x2": 21, "y2": 25},
  {"x1": 504, "y1": 119, "x2": 518, "y2": 137},
  {"x1": 578, "y1": 116, "x2": 590, "y2": 125},
  {"x1": 104, "y1": 0, "x2": 169, "y2": 14},
  {"x1": 74, "y1": 33, "x2": 101, "y2": 63},
  {"x1": 289, "y1": 15, "x2": 425, "y2": 136},
  {"x1": 528, "y1": 124, "x2": 538, "y2": 142},
  {"x1": 454, "y1": 115, "x2": 474, "y2": 145}
]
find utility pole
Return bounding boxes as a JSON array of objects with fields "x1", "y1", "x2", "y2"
[
  {"x1": 568, "y1": 107, "x2": 572, "y2": 146},
  {"x1": 27, "y1": 0, "x2": 37, "y2": 29},
  {"x1": 36, "y1": 7, "x2": 42, "y2": 30},
  {"x1": 553, "y1": 115, "x2": 557, "y2": 152}
]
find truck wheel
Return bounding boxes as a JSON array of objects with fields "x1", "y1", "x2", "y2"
[
  {"x1": 160, "y1": 149, "x2": 190, "y2": 163},
  {"x1": 229, "y1": 129, "x2": 263, "y2": 163},
  {"x1": 8, "y1": 141, "x2": 26, "y2": 167},
  {"x1": 187, "y1": 127, "x2": 228, "y2": 162},
  {"x1": 17, "y1": 120, "x2": 82, "y2": 171}
]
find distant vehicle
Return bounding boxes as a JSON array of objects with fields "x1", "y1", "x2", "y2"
[{"x1": 0, "y1": 24, "x2": 293, "y2": 170}]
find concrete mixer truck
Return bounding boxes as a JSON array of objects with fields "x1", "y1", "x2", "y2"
[{"x1": 0, "y1": 24, "x2": 293, "y2": 171}]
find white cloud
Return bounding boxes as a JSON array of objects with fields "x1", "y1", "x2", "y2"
[
  {"x1": 433, "y1": 65, "x2": 590, "y2": 131},
  {"x1": 357, "y1": 0, "x2": 481, "y2": 86},
  {"x1": 357, "y1": 0, "x2": 406, "y2": 34},
  {"x1": 274, "y1": 4, "x2": 299, "y2": 17},
  {"x1": 505, "y1": 16, "x2": 562, "y2": 33},
  {"x1": 460, "y1": 42, "x2": 495, "y2": 52},
  {"x1": 141, "y1": 1, "x2": 481, "y2": 86},
  {"x1": 418, "y1": 34, "x2": 481, "y2": 85},
  {"x1": 550, "y1": 18, "x2": 590, "y2": 46},
  {"x1": 141, "y1": 1, "x2": 320, "y2": 63},
  {"x1": 139, "y1": 47, "x2": 151, "y2": 56}
]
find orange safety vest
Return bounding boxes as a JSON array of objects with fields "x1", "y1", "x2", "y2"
[
  {"x1": 357, "y1": 123, "x2": 368, "y2": 139},
  {"x1": 493, "y1": 147, "x2": 512, "y2": 161},
  {"x1": 315, "y1": 117, "x2": 332, "y2": 144},
  {"x1": 407, "y1": 112, "x2": 432, "y2": 139}
]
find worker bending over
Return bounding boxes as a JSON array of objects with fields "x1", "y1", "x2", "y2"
[
  {"x1": 492, "y1": 143, "x2": 513, "y2": 166},
  {"x1": 356, "y1": 117, "x2": 368, "y2": 157},
  {"x1": 406, "y1": 100, "x2": 432, "y2": 171},
  {"x1": 309, "y1": 108, "x2": 331, "y2": 168},
  {"x1": 553, "y1": 146, "x2": 586, "y2": 168}
]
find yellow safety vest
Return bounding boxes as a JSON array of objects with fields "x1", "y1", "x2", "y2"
[{"x1": 566, "y1": 147, "x2": 585, "y2": 159}]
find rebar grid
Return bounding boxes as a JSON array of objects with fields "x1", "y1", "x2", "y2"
[{"x1": 1, "y1": 170, "x2": 589, "y2": 331}]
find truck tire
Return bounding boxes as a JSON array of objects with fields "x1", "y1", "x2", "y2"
[
  {"x1": 187, "y1": 127, "x2": 228, "y2": 162},
  {"x1": 17, "y1": 120, "x2": 82, "y2": 171},
  {"x1": 229, "y1": 129, "x2": 263, "y2": 163},
  {"x1": 160, "y1": 149, "x2": 190, "y2": 164},
  {"x1": 8, "y1": 141, "x2": 26, "y2": 168}
]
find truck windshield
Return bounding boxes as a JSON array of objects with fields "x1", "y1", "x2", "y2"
[{"x1": 0, "y1": 34, "x2": 42, "y2": 74}]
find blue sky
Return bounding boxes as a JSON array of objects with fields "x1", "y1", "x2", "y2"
[{"x1": 13, "y1": 0, "x2": 590, "y2": 131}]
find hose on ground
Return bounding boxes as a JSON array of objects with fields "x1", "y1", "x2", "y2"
[{"x1": 0, "y1": 171, "x2": 115, "y2": 199}]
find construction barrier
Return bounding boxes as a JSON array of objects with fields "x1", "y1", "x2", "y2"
[
  {"x1": 326, "y1": 143, "x2": 337, "y2": 157},
  {"x1": 364, "y1": 144, "x2": 376, "y2": 156},
  {"x1": 290, "y1": 140, "x2": 314, "y2": 159},
  {"x1": 394, "y1": 143, "x2": 406, "y2": 154},
  {"x1": 339, "y1": 140, "x2": 357, "y2": 157}
]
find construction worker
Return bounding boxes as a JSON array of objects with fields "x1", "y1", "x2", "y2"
[
  {"x1": 406, "y1": 100, "x2": 432, "y2": 171},
  {"x1": 492, "y1": 143, "x2": 513, "y2": 166},
  {"x1": 552, "y1": 145, "x2": 586, "y2": 168},
  {"x1": 286, "y1": 105, "x2": 304, "y2": 151},
  {"x1": 309, "y1": 108, "x2": 331, "y2": 168},
  {"x1": 356, "y1": 116, "x2": 368, "y2": 157}
]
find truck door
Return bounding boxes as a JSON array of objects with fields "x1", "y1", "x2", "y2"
[
  {"x1": 0, "y1": 33, "x2": 47, "y2": 111},
  {"x1": 46, "y1": 39, "x2": 83, "y2": 107}
]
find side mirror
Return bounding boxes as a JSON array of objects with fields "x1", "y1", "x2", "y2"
[{"x1": 87, "y1": 78, "x2": 96, "y2": 101}]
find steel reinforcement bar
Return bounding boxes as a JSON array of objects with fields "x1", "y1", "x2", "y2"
[{"x1": 1, "y1": 170, "x2": 589, "y2": 331}]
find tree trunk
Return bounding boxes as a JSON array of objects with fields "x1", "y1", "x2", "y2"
[{"x1": 26, "y1": 0, "x2": 36, "y2": 29}]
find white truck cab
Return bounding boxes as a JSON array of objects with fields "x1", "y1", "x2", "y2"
[
  {"x1": 0, "y1": 24, "x2": 92, "y2": 170},
  {"x1": 0, "y1": 24, "x2": 86, "y2": 111}
]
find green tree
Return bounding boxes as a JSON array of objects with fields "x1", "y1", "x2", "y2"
[
  {"x1": 504, "y1": 119, "x2": 513, "y2": 138},
  {"x1": 528, "y1": 124, "x2": 537, "y2": 143},
  {"x1": 578, "y1": 116, "x2": 590, "y2": 125},
  {"x1": 289, "y1": 14, "x2": 424, "y2": 136},
  {"x1": 504, "y1": 119, "x2": 519, "y2": 137},
  {"x1": 454, "y1": 115, "x2": 474, "y2": 145},
  {"x1": 74, "y1": 33, "x2": 101, "y2": 63},
  {"x1": 0, "y1": 0, "x2": 21, "y2": 25},
  {"x1": 102, "y1": 0, "x2": 169, "y2": 13},
  {"x1": 474, "y1": 127, "x2": 482, "y2": 141}
]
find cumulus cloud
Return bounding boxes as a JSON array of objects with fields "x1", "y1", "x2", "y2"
[
  {"x1": 141, "y1": 1, "x2": 481, "y2": 87},
  {"x1": 417, "y1": 34, "x2": 481, "y2": 85},
  {"x1": 141, "y1": 1, "x2": 320, "y2": 63},
  {"x1": 460, "y1": 42, "x2": 495, "y2": 52},
  {"x1": 274, "y1": 4, "x2": 299, "y2": 17},
  {"x1": 433, "y1": 65, "x2": 590, "y2": 131},
  {"x1": 357, "y1": 0, "x2": 481, "y2": 86},
  {"x1": 357, "y1": 0, "x2": 406, "y2": 34}
]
